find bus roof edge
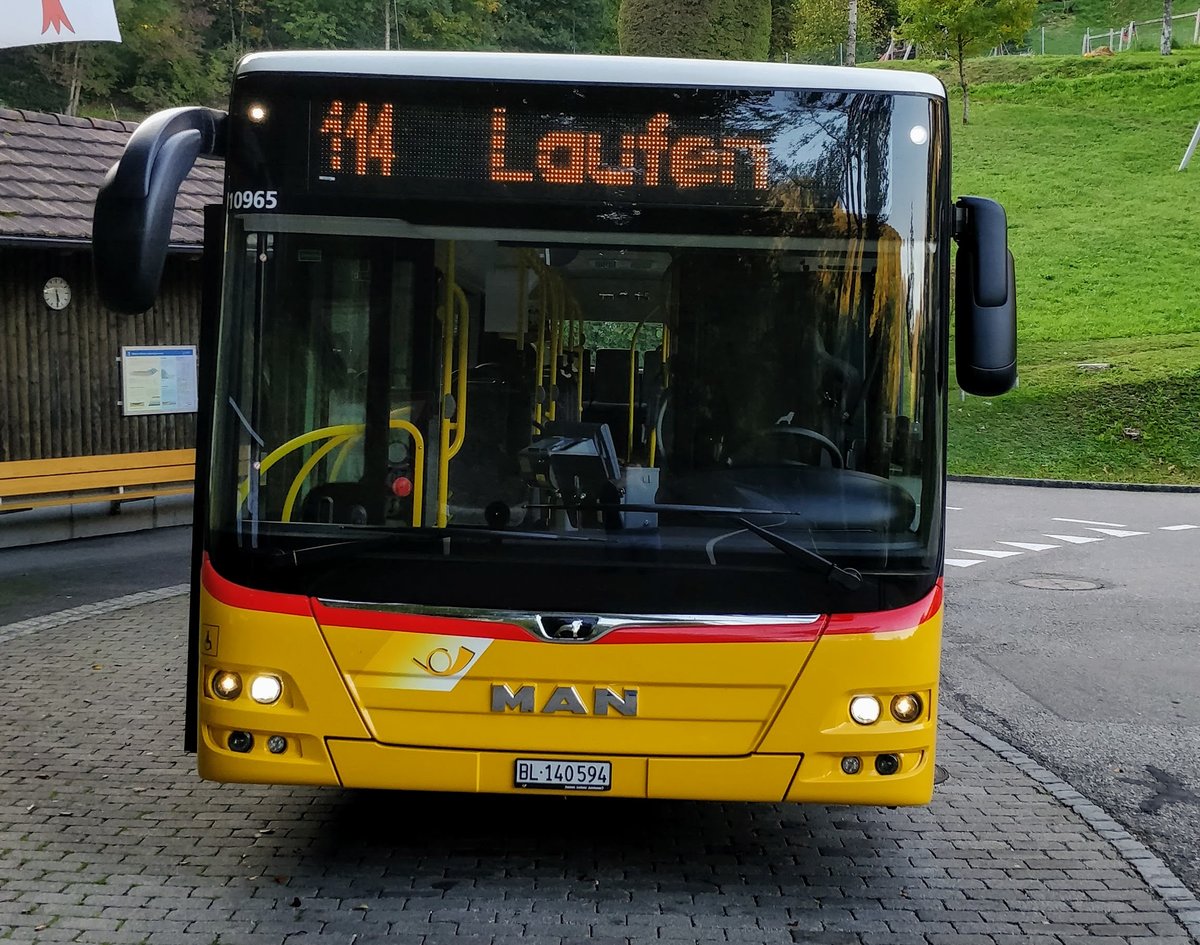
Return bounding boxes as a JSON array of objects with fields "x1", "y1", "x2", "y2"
[{"x1": 234, "y1": 51, "x2": 946, "y2": 99}]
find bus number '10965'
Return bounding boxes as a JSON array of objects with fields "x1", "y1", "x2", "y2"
[{"x1": 228, "y1": 190, "x2": 279, "y2": 210}]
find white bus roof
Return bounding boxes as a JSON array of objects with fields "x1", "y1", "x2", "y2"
[{"x1": 236, "y1": 51, "x2": 945, "y2": 99}]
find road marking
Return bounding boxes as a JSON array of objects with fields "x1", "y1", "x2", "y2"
[
  {"x1": 1044, "y1": 534, "x2": 1103, "y2": 544},
  {"x1": 1161, "y1": 524, "x2": 1198, "y2": 531},
  {"x1": 944, "y1": 558, "x2": 984, "y2": 568},
  {"x1": 997, "y1": 541, "x2": 1060, "y2": 552},
  {"x1": 946, "y1": 506, "x2": 963, "y2": 511},
  {"x1": 955, "y1": 548, "x2": 1024, "y2": 558},
  {"x1": 1053, "y1": 517, "x2": 1127, "y2": 528},
  {"x1": 1085, "y1": 527, "x2": 1148, "y2": 538}
]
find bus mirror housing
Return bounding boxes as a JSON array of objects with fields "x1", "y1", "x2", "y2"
[
  {"x1": 93, "y1": 106, "x2": 227, "y2": 314},
  {"x1": 953, "y1": 196, "x2": 1016, "y2": 396}
]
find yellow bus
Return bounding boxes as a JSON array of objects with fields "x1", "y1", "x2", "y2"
[{"x1": 94, "y1": 52, "x2": 1016, "y2": 805}]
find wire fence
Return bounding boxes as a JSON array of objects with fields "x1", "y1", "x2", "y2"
[
  {"x1": 787, "y1": 9, "x2": 1200, "y2": 64},
  {"x1": 1008, "y1": 7, "x2": 1200, "y2": 55}
]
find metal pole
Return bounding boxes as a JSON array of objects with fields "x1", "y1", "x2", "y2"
[
  {"x1": 1042, "y1": 26, "x2": 1045, "y2": 54},
  {"x1": 1180, "y1": 119, "x2": 1200, "y2": 170},
  {"x1": 1082, "y1": 28, "x2": 1090, "y2": 54}
]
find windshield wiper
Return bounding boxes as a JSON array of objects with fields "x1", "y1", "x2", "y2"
[
  {"x1": 267, "y1": 525, "x2": 603, "y2": 567},
  {"x1": 734, "y1": 517, "x2": 863, "y2": 590},
  {"x1": 571, "y1": 500, "x2": 866, "y2": 589}
]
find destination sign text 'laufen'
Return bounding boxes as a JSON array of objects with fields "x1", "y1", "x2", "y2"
[{"x1": 314, "y1": 101, "x2": 772, "y2": 196}]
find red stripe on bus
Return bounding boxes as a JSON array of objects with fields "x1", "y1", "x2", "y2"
[
  {"x1": 311, "y1": 600, "x2": 532, "y2": 641},
  {"x1": 201, "y1": 557, "x2": 313, "y2": 617},
  {"x1": 595, "y1": 620, "x2": 828, "y2": 644},
  {"x1": 822, "y1": 580, "x2": 943, "y2": 637}
]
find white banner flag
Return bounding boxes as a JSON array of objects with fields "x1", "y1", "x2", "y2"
[{"x1": 0, "y1": 0, "x2": 121, "y2": 49}]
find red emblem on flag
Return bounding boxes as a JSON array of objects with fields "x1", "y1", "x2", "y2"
[{"x1": 42, "y1": 0, "x2": 75, "y2": 34}]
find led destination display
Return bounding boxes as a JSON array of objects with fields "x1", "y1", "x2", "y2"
[{"x1": 312, "y1": 97, "x2": 788, "y2": 206}]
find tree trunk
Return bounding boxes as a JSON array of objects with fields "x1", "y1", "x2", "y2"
[
  {"x1": 384, "y1": 0, "x2": 391, "y2": 49},
  {"x1": 847, "y1": 0, "x2": 858, "y2": 66},
  {"x1": 65, "y1": 46, "x2": 82, "y2": 117},
  {"x1": 958, "y1": 42, "x2": 969, "y2": 124},
  {"x1": 1162, "y1": 0, "x2": 1173, "y2": 54}
]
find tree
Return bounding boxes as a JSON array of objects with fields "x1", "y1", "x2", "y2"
[
  {"x1": 790, "y1": 0, "x2": 888, "y2": 64},
  {"x1": 847, "y1": 0, "x2": 858, "y2": 64},
  {"x1": 770, "y1": 0, "x2": 801, "y2": 58},
  {"x1": 618, "y1": 0, "x2": 772, "y2": 59},
  {"x1": 899, "y1": 0, "x2": 1034, "y2": 123}
]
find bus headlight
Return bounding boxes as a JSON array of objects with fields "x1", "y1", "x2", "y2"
[
  {"x1": 249, "y1": 674, "x2": 283, "y2": 705},
  {"x1": 212, "y1": 671, "x2": 242, "y2": 700},
  {"x1": 849, "y1": 695, "x2": 881, "y2": 725},
  {"x1": 891, "y1": 693, "x2": 923, "y2": 723}
]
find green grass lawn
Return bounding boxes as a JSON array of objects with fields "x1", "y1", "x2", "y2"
[{"x1": 882, "y1": 52, "x2": 1200, "y2": 482}]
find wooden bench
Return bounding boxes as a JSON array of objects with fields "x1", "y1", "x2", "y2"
[{"x1": 0, "y1": 450, "x2": 196, "y2": 513}]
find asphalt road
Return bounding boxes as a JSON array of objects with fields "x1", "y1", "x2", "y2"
[
  {"x1": 0, "y1": 526, "x2": 191, "y2": 625},
  {"x1": 942, "y1": 480, "x2": 1200, "y2": 898}
]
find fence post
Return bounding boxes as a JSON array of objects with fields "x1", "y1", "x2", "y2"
[
  {"x1": 1180, "y1": 119, "x2": 1200, "y2": 171},
  {"x1": 1194, "y1": 8, "x2": 1199, "y2": 43},
  {"x1": 1082, "y1": 28, "x2": 1090, "y2": 54},
  {"x1": 1042, "y1": 26, "x2": 1046, "y2": 53}
]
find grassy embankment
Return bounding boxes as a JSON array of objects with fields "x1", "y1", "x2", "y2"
[{"x1": 883, "y1": 51, "x2": 1200, "y2": 483}]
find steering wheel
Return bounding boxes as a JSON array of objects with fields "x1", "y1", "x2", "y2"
[{"x1": 745, "y1": 424, "x2": 844, "y2": 469}]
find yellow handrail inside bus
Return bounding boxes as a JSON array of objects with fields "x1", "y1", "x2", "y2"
[
  {"x1": 281, "y1": 435, "x2": 350, "y2": 522},
  {"x1": 648, "y1": 323, "x2": 670, "y2": 468},
  {"x1": 437, "y1": 242, "x2": 457, "y2": 528},
  {"x1": 236, "y1": 419, "x2": 425, "y2": 525},
  {"x1": 447, "y1": 284, "x2": 470, "y2": 460},
  {"x1": 626, "y1": 319, "x2": 646, "y2": 463},
  {"x1": 532, "y1": 267, "x2": 548, "y2": 432}
]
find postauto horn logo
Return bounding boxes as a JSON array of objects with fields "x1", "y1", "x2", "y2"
[{"x1": 397, "y1": 637, "x2": 491, "y2": 691}]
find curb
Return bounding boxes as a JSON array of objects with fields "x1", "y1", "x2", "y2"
[
  {"x1": 949, "y1": 474, "x2": 1200, "y2": 494},
  {"x1": 943, "y1": 708, "x2": 1200, "y2": 944},
  {"x1": 0, "y1": 584, "x2": 190, "y2": 644}
]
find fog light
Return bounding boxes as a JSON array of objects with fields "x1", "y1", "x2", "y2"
[
  {"x1": 248, "y1": 103, "x2": 267, "y2": 123},
  {"x1": 891, "y1": 693, "x2": 923, "y2": 723},
  {"x1": 849, "y1": 695, "x2": 881, "y2": 725},
  {"x1": 212, "y1": 671, "x2": 242, "y2": 700},
  {"x1": 249, "y1": 674, "x2": 283, "y2": 705},
  {"x1": 228, "y1": 730, "x2": 254, "y2": 753},
  {"x1": 267, "y1": 735, "x2": 288, "y2": 755},
  {"x1": 841, "y1": 756, "x2": 862, "y2": 775},
  {"x1": 875, "y1": 753, "x2": 900, "y2": 776}
]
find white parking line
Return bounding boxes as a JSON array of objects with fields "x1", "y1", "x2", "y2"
[
  {"x1": 1161, "y1": 524, "x2": 1199, "y2": 531},
  {"x1": 1085, "y1": 527, "x2": 1148, "y2": 538},
  {"x1": 998, "y1": 541, "x2": 1060, "y2": 551},
  {"x1": 1044, "y1": 534, "x2": 1103, "y2": 544},
  {"x1": 1053, "y1": 517, "x2": 1127, "y2": 528},
  {"x1": 945, "y1": 558, "x2": 984, "y2": 568},
  {"x1": 955, "y1": 548, "x2": 1024, "y2": 558}
]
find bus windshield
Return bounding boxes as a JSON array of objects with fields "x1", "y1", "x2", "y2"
[{"x1": 208, "y1": 79, "x2": 946, "y2": 616}]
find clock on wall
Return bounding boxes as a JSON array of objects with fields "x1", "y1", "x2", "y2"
[{"x1": 43, "y1": 276, "x2": 72, "y2": 310}]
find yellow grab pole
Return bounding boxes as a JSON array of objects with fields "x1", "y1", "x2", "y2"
[
  {"x1": 547, "y1": 278, "x2": 564, "y2": 422},
  {"x1": 533, "y1": 267, "x2": 548, "y2": 432},
  {"x1": 437, "y1": 242, "x2": 457, "y2": 527},
  {"x1": 447, "y1": 285, "x2": 470, "y2": 460},
  {"x1": 626, "y1": 319, "x2": 645, "y2": 463}
]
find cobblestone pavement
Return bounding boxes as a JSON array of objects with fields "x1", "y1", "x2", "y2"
[{"x1": 1, "y1": 596, "x2": 1197, "y2": 945}]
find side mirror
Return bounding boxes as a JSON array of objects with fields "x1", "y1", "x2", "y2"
[
  {"x1": 954, "y1": 196, "x2": 1017, "y2": 396},
  {"x1": 93, "y1": 107, "x2": 226, "y2": 314}
]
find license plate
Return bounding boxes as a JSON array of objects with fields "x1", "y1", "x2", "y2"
[{"x1": 515, "y1": 758, "x2": 612, "y2": 792}]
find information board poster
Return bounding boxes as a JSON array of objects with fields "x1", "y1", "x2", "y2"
[{"x1": 120, "y1": 346, "x2": 199, "y2": 416}]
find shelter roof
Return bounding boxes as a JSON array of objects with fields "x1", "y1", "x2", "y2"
[{"x1": 0, "y1": 107, "x2": 223, "y2": 249}]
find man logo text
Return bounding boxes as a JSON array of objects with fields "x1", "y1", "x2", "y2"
[{"x1": 490, "y1": 684, "x2": 638, "y2": 716}]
